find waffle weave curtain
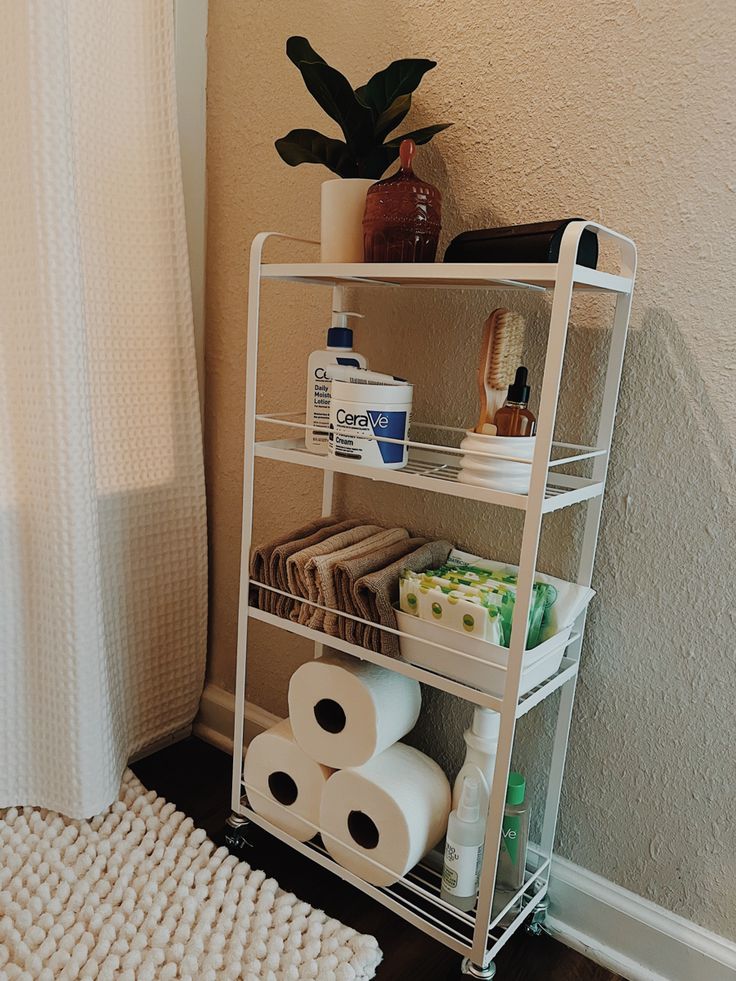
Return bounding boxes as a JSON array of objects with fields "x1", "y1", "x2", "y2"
[{"x1": 0, "y1": 0, "x2": 207, "y2": 817}]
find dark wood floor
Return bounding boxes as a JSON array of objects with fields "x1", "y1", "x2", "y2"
[{"x1": 132, "y1": 737, "x2": 623, "y2": 981}]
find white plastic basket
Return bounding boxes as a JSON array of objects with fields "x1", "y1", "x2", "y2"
[{"x1": 395, "y1": 609, "x2": 572, "y2": 696}]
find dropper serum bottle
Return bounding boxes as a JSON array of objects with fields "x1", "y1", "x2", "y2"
[{"x1": 494, "y1": 366, "x2": 537, "y2": 437}]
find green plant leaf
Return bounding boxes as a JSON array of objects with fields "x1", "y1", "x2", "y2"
[
  {"x1": 285, "y1": 36, "x2": 326, "y2": 68},
  {"x1": 281, "y1": 40, "x2": 449, "y2": 177},
  {"x1": 357, "y1": 59, "x2": 437, "y2": 116},
  {"x1": 385, "y1": 122, "x2": 452, "y2": 147},
  {"x1": 373, "y1": 94, "x2": 412, "y2": 141},
  {"x1": 357, "y1": 144, "x2": 401, "y2": 180},
  {"x1": 275, "y1": 129, "x2": 357, "y2": 177},
  {"x1": 296, "y1": 61, "x2": 374, "y2": 151}
]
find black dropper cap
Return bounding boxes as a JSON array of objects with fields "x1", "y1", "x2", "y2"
[{"x1": 507, "y1": 366, "x2": 530, "y2": 404}]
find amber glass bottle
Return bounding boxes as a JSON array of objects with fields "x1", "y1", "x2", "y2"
[
  {"x1": 362, "y1": 139, "x2": 442, "y2": 262},
  {"x1": 494, "y1": 367, "x2": 537, "y2": 437}
]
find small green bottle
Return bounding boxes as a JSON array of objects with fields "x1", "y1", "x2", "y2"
[{"x1": 493, "y1": 772, "x2": 529, "y2": 921}]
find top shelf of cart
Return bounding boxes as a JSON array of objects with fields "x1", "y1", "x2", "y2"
[{"x1": 258, "y1": 261, "x2": 633, "y2": 294}]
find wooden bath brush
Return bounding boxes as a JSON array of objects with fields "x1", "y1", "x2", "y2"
[{"x1": 475, "y1": 308, "x2": 525, "y2": 434}]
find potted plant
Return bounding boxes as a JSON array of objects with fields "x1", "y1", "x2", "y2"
[{"x1": 276, "y1": 37, "x2": 451, "y2": 262}]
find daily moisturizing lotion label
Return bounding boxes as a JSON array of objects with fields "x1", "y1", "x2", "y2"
[
  {"x1": 308, "y1": 356, "x2": 361, "y2": 449},
  {"x1": 311, "y1": 369, "x2": 332, "y2": 446}
]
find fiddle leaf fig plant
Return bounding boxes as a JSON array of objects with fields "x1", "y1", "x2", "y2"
[{"x1": 275, "y1": 36, "x2": 451, "y2": 180}]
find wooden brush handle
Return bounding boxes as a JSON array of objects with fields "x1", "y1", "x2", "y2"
[
  {"x1": 475, "y1": 321, "x2": 493, "y2": 433},
  {"x1": 488, "y1": 386, "x2": 507, "y2": 425}
]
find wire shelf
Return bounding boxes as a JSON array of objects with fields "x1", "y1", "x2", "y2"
[
  {"x1": 235, "y1": 800, "x2": 551, "y2": 959},
  {"x1": 253, "y1": 415, "x2": 606, "y2": 513},
  {"x1": 247, "y1": 584, "x2": 579, "y2": 715},
  {"x1": 259, "y1": 261, "x2": 633, "y2": 295}
]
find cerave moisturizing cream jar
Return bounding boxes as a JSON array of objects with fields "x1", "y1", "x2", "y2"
[{"x1": 328, "y1": 379, "x2": 413, "y2": 469}]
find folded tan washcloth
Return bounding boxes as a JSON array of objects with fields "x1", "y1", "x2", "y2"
[
  {"x1": 339, "y1": 537, "x2": 429, "y2": 645},
  {"x1": 353, "y1": 539, "x2": 453, "y2": 657},
  {"x1": 306, "y1": 527, "x2": 410, "y2": 633},
  {"x1": 268, "y1": 518, "x2": 363, "y2": 618},
  {"x1": 287, "y1": 524, "x2": 383, "y2": 622},
  {"x1": 249, "y1": 514, "x2": 342, "y2": 612}
]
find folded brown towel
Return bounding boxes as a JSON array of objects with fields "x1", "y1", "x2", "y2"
[
  {"x1": 249, "y1": 514, "x2": 342, "y2": 613},
  {"x1": 268, "y1": 518, "x2": 363, "y2": 618},
  {"x1": 287, "y1": 524, "x2": 383, "y2": 622},
  {"x1": 297, "y1": 524, "x2": 385, "y2": 628},
  {"x1": 339, "y1": 537, "x2": 429, "y2": 645},
  {"x1": 353, "y1": 539, "x2": 453, "y2": 657},
  {"x1": 306, "y1": 527, "x2": 410, "y2": 632}
]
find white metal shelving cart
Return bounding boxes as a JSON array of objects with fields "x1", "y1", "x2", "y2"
[{"x1": 228, "y1": 221, "x2": 637, "y2": 977}]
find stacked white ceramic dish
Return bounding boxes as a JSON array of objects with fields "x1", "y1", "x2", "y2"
[{"x1": 457, "y1": 431, "x2": 536, "y2": 494}]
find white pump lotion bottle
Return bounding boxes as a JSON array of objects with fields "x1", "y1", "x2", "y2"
[
  {"x1": 452, "y1": 706, "x2": 500, "y2": 817},
  {"x1": 306, "y1": 311, "x2": 367, "y2": 454}
]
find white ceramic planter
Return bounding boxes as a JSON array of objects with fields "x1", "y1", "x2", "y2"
[
  {"x1": 458, "y1": 430, "x2": 536, "y2": 494},
  {"x1": 320, "y1": 178, "x2": 375, "y2": 262}
]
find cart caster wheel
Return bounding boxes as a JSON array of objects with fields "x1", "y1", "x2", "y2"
[
  {"x1": 526, "y1": 895, "x2": 549, "y2": 936},
  {"x1": 461, "y1": 957, "x2": 496, "y2": 978},
  {"x1": 224, "y1": 811, "x2": 252, "y2": 851}
]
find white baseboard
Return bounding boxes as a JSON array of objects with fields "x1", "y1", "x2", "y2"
[
  {"x1": 194, "y1": 684, "x2": 736, "y2": 981},
  {"x1": 547, "y1": 855, "x2": 736, "y2": 981},
  {"x1": 193, "y1": 682, "x2": 280, "y2": 753}
]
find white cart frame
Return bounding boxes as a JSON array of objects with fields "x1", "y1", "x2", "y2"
[{"x1": 229, "y1": 222, "x2": 637, "y2": 976}]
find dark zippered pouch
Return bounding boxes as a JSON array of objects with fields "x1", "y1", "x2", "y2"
[{"x1": 443, "y1": 219, "x2": 599, "y2": 268}]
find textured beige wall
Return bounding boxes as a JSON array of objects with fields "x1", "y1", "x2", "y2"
[{"x1": 205, "y1": 0, "x2": 736, "y2": 937}]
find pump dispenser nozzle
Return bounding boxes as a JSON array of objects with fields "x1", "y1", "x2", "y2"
[
  {"x1": 452, "y1": 707, "x2": 499, "y2": 813},
  {"x1": 470, "y1": 706, "x2": 500, "y2": 742},
  {"x1": 331, "y1": 310, "x2": 364, "y2": 328},
  {"x1": 328, "y1": 310, "x2": 364, "y2": 349}
]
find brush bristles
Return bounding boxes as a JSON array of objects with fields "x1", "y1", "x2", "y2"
[{"x1": 488, "y1": 310, "x2": 525, "y2": 390}]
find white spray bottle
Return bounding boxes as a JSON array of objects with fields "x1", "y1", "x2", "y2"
[
  {"x1": 452, "y1": 707, "x2": 500, "y2": 817},
  {"x1": 441, "y1": 776, "x2": 485, "y2": 911}
]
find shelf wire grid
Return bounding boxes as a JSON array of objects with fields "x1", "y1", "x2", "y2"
[
  {"x1": 253, "y1": 414, "x2": 606, "y2": 513},
  {"x1": 236, "y1": 787, "x2": 551, "y2": 959},
  {"x1": 248, "y1": 580, "x2": 580, "y2": 716}
]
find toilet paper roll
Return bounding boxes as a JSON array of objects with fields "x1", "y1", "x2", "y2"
[
  {"x1": 243, "y1": 719, "x2": 334, "y2": 842},
  {"x1": 288, "y1": 652, "x2": 422, "y2": 769},
  {"x1": 320, "y1": 742, "x2": 451, "y2": 886}
]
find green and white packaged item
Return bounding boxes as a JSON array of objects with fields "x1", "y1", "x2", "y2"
[
  {"x1": 399, "y1": 574, "x2": 504, "y2": 643},
  {"x1": 399, "y1": 548, "x2": 594, "y2": 650},
  {"x1": 447, "y1": 549, "x2": 595, "y2": 642}
]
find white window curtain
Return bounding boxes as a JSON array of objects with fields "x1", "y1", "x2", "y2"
[{"x1": 0, "y1": 0, "x2": 207, "y2": 817}]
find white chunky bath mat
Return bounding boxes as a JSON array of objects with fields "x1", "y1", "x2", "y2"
[{"x1": 0, "y1": 770, "x2": 382, "y2": 980}]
